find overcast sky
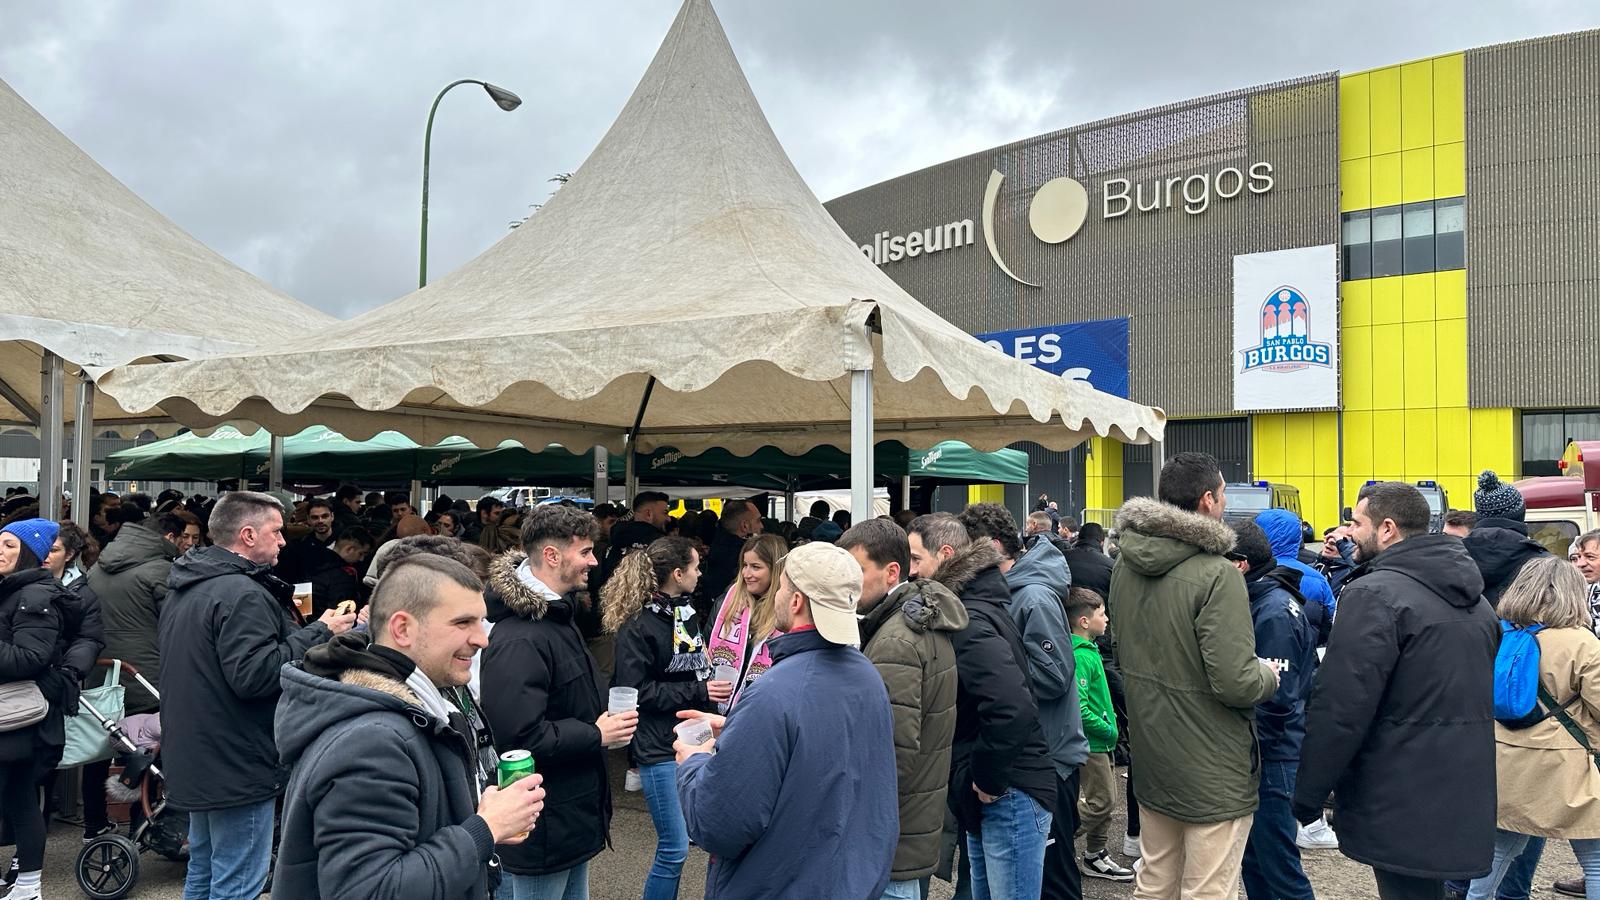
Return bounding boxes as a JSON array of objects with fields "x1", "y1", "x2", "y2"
[{"x1": 4, "y1": 2, "x2": 1596, "y2": 319}]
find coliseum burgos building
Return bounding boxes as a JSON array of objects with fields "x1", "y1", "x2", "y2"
[{"x1": 823, "y1": 29, "x2": 1600, "y2": 531}]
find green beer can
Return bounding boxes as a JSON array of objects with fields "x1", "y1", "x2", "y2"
[{"x1": 498, "y1": 750, "x2": 535, "y2": 788}]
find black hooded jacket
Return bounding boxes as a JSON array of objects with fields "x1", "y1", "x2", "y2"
[
  {"x1": 1462, "y1": 517, "x2": 1550, "y2": 607},
  {"x1": 611, "y1": 596, "x2": 713, "y2": 767},
  {"x1": 930, "y1": 541, "x2": 1057, "y2": 832},
  {"x1": 157, "y1": 545, "x2": 333, "y2": 811},
  {"x1": 1294, "y1": 534, "x2": 1498, "y2": 880},
  {"x1": 479, "y1": 551, "x2": 610, "y2": 877}
]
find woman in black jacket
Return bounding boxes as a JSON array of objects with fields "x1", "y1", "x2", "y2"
[
  {"x1": 603, "y1": 537, "x2": 725, "y2": 900},
  {"x1": 0, "y1": 519, "x2": 66, "y2": 900},
  {"x1": 46, "y1": 520, "x2": 115, "y2": 843}
]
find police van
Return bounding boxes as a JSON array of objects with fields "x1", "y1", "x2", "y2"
[{"x1": 1223, "y1": 481, "x2": 1303, "y2": 526}]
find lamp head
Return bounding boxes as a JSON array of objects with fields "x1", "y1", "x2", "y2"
[{"x1": 483, "y1": 83, "x2": 522, "y2": 112}]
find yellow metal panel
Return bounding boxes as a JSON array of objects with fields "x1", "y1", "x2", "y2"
[
  {"x1": 1439, "y1": 475, "x2": 1474, "y2": 513},
  {"x1": 1437, "y1": 407, "x2": 1472, "y2": 477},
  {"x1": 1401, "y1": 272, "x2": 1436, "y2": 323},
  {"x1": 1469, "y1": 408, "x2": 1518, "y2": 478},
  {"x1": 1373, "y1": 409, "x2": 1407, "y2": 475},
  {"x1": 1340, "y1": 158, "x2": 1372, "y2": 213},
  {"x1": 1344, "y1": 410, "x2": 1374, "y2": 477},
  {"x1": 1404, "y1": 408, "x2": 1438, "y2": 478},
  {"x1": 1401, "y1": 61, "x2": 1435, "y2": 151},
  {"x1": 1433, "y1": 54, "x2": 1466, "y2": 145},
  {"x1": 1403, "y1": 321, "x2": 1437, "y2": 409},
  {"x1": 1370, "y1": 276, "x2": 1402, "y2": 326},
  {"x1": 1342, "y1": 325, "x2": 1374, "y2": 411},
  {"x1": 968, "y1": 485, "x2": 1005, "y2": 505},
  {"x1": 1434, "y1": 142, "x2": 1466, "y2": 199},
  {"x1": 1436, "y1": 268, "x2": 1467, "y2": 319},
  {"x1": 1402, "y1": 147, "x2": 1436, "y2": 205},
  {"x1": 1372, "y1": 323, "x2": 1406, "y2": 410},
  {"x1": 1341, "y1": 72, "x2": 1372, "y2": 161},
  {"x1": 1342, "y1": 280, "x2": 1371, "y2": 327},
  {"x1": 1284, "y1": 414, "x2": 1317, "y2": 478},
  {"x1": 1253, "y1": 414, "x2": 1286, "y2": 480},
  {"x1": 1370, "y1": 67, "x2": 1403, "y2": 156},
  {"x1": 1309, "y1": 476, "x2": 1341, "y2": 533},
  {"x1": 1313, "y1": 411, "x2": 1340, "y2": 475},
  {"x1": 1436, "y1": 318, "x2": 1469, "y2": 408},
  {"x1": 1371, "y1": 152, "x2": 1403, "y2": 208}
]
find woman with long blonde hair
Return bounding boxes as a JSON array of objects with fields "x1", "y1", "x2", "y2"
[
  {"x1": 605, "y1": 536, "x2": 725, "y2": 900},
  {"x1": 1467, "y1": 555, "x2": 1600, "y2": 900},
  {"x1": 706, "y1": 533, "x2": 787, "y2": 708}
]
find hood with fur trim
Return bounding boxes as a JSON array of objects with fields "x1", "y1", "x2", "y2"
[
  {"x1": 276, "y1": 662, "x2": 434, "y2": 769},
  {"x1": 486, "y1": 550, "x2": 556, "y2": 621},
  {"x1": 1113, "y1": 497, "x2": 1237, "y2": 578},
  {"x1": 929, "y1": 539, "x2": 1005, "y2": 596}
]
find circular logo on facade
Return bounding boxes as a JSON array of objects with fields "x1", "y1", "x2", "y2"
[{"x1": 1028, "y1": 177, "x2": 1089, "y2": 244}]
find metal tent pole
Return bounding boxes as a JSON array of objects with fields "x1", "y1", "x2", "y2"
[
  {"x1": 38, "y1": 354, "x2": 66, "y2": 518},
  {"x1": 269, "y1": 435, "x2": 286, "y2": 494},
  {"x1": 850, "y1": 368, "x2": 875, "y2": 524},
  {"x1": 624, "y1": 376, "x2": 656, "y2": 507},
  {"x1": 70, "y1": 374, "x2": 94, "y2": 528},
  {"x1": 900, "y1": 474, "x2": 912, "y2": 514},
  {"x1": 592, "y1": 446, "x2": 608, "y2": 504},
  {"x1": 1150, "y1": 439, "x2": 1165, "y2": 501}
]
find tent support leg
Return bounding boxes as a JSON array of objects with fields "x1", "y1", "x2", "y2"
[
  {"x1": 624, "y1": 376, "x2": 656, "y2": 506},
  {"x1": 1150, "y1": 439, "x2": 1165, "y2": 502},
  {"x1": 592, "y1": 446, "x2": 608, "y2": 505},
  {"x1": 900, "y1": 474, "x2": 912, "y2": 514},
  {"x1": 38, "y1": 354, "x2": 65, "y2": 518},
  {"x1": 850, "y1": 368, "x2": 874, "y2": 524},
  {"x1": 269, "y1": 435, "x2": 285, "y2": 494},
  {"x1": 71, "y1": 374, "x2": 94, "y2": 528},
  {"x1": 410, "y1": 478, "x2": 423, "y2": 509}
]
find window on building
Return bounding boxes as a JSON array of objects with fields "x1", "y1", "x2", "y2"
[
  {"x1": 1341, "y1": 210, "x2": 1371, "y2": 280},
  {"x1": 1370, "y1": 205, "x2": 1403, "y2": 277},
  {"x1": 1522, "y1": 409, "x2": 1600, "y2": 476},
  {"x1": 1402, "y1": 202, "x2": 1435, "y2": 275},
  {"x1": 1435, "y1": 197, "x2": 1465, "y2": 270}
]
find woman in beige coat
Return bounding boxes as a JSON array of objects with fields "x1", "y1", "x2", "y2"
[{"x1": 1469, "y1": 556, "x2": 1600, "y2": 900}]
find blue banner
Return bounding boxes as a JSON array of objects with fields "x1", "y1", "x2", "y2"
[{"x1": 976, "y1": 317, "x2": 1130, "y2": 398}]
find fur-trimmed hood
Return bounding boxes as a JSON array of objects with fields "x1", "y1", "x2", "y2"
[
  {"x1": 276, "y1": 662, "x2": 436, "y2": 769},
  {"x1": 1113, "y1": 497, "x2": 1237, "y2": 578},
  {"x1": 930, "y1": 539, "x2": 1005, "y2": 596},
  {"x1": 487, "y1": 550, "x2": 555, "y2": 621}
]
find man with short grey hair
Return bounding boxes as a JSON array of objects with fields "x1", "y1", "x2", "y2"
[{"x1": 159, "y1": 491, "x2": 357, "y2": 900}]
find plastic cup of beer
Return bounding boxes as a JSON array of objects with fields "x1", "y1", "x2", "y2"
[
  {"x1": 711, "y1": 665, "x2": 738, "y2": 713},
  {"x1": 606, "y1": 687, "x2": 638, "y2": 749},
  {"x1": 293, "y1": 582, "x2": 314, "y2": 617},
  {"x1": 673, "y1": 717, "x2": 714, "y2": 748}
]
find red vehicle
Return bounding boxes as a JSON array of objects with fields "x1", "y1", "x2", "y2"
[{"x1": 1513, "y1": 440, "x2": 1600, "y2": 557}]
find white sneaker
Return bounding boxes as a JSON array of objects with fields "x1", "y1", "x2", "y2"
[
  {"x1": 1122, "y1": 834, "x2": 1142, "y2": 859},
  {"x1": 1296, "y1": 818, "x2": 1339, "y2": 850},
  {"x1": 1083, "y1": 850, "x2": 1136, "y2": 882},
  {"x1": 624, "y1": 768, "x2": 642, "y2": 792},
  {"x1": 8, "y1": 882, "x2": 41, "y2": 900}
]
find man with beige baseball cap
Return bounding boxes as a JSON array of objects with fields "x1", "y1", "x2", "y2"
[{"x1": 675, "y1": 541, "x2": 900, "y2": 899}]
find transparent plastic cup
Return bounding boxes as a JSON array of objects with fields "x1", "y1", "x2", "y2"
[
  {"x1": 673, "y1": 717, "x2": 714, "y2": 748},
  {"x1": 606, "y1": 687, "x2": 638, "y2": 749},
  {"x1": 711, "y1": 665, "x2": 738, "y2": 713}
]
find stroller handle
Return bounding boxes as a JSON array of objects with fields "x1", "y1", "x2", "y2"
[{"x1": 94, "y1": 657, "x2": 160, "y2": 701}]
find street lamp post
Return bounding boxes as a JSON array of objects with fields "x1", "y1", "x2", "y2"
[{"x1": 419, "y1": 79, "x2": 522, "y2": 288}]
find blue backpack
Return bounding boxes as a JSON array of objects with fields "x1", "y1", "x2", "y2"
[{"x1": 1494, "y1": 621, "x2": 1550, "y2": 729}]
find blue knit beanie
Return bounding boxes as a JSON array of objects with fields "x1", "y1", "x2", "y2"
[
  {"x1": 1474, "y1": 471, "x2": 1525, "y2": 522},
  {"x1": 1, "y1": 517, "x2": 59, "y2": 565}
]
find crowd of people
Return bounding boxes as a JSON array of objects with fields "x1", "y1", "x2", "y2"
[{"x1": 1, "y1": 460, "x2": 1599, "y2": 899}]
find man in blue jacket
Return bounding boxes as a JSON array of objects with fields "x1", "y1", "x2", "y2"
[
  {"x1": 1230, "y1": 521, "x2": 1319, "y2": 900},
  {"x1": 1256, "y1": 509, "x2": 1337, "y2": 643},
  {"x1": 675, "y1": 541, "x2": 897, "y2": 900}
]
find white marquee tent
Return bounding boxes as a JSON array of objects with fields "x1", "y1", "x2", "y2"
[
  {"x1": 0, "y1": 77, "x2": 338, "y2": 515},
  {"x1": 95, "y1": 0, "x2": 1166, "y2": 513}
]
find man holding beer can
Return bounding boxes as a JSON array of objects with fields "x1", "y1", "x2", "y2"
[{"x1": 273, "y1": 554, "x2": 546, "y2": 899}]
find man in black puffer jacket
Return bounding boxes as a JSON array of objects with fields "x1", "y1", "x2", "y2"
[
  {"x1": 1462, "y1": 469, "x2": 1548, "y2": 607},
  {"x1": 908, "y1": 513, "x2": 1056, "y2": 900},
  {"x1": 159, "y1": 492, "x2": 355, "y2": 900},
  {"x1": 1294, "y1": 482, "x2": 1497, "y2": 899},
  {"x1": 480, "y1": 505, "x2": 637, "y2": 898}
]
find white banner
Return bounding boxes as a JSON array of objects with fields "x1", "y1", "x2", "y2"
[{"x1": 1232, "y1": 244, "x2": 1339, "y2": 411}]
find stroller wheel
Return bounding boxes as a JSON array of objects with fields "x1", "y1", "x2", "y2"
[{"x1": 75, "y1": 834, "x2": 139, "y2": 900}]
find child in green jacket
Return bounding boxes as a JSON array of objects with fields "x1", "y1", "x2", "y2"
[{"x1": 1069, "y1": 587, "x2": 1132, "y2": 881}]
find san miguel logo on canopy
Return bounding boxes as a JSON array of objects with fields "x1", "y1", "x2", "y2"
[{"x1": 1239, "y1": 285, "x2": 1331, "y2": 373}]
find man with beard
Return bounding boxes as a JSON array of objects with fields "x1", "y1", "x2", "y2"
[{"x1": 1294, "y1": 482, "x2": 1498, "y2": 900}]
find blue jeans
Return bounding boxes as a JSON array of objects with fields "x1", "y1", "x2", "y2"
[
  {"x1": 1447, "y1": 838, "x2": 1545, "y2": 899},
  {"x1": 640, "y1": 761, "x2": 689, "y2": 900},
  {"x1": 182, "y1": 798, "x2": 276, "y2": 900},
  {"x1": 506, "y1": 862, "x2": 589, "y2": 900},
  {"x1": 1241, "y1": 761, "x2": 1316, "y2": 900},
  {"x1": 965, "y1": 788, "x2": 1052, "y2": 900},
  {"x1": 1469, "y1": 832, "x2": 1600, "y2": 900},
  {"x1": 880, "y1": 879, "x2": 923, "y2": 899}
]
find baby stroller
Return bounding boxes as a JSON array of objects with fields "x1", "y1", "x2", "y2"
[{"x1": 72, "y1": 660, "x2": 187, "y2": 900}]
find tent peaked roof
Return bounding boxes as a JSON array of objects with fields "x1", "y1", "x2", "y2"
[
  {"x1": 0, "y1": 76, "x2": 337, "y2": 428},
  {"x1": 96, "y1": 0, "x2": 1164, "y2": 454}
]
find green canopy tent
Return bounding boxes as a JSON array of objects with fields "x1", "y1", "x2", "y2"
[
  {"x1": 633, "y1": 440, "x2": 1029, "y2": 490},
  {"x1": 105, "y1": 426, "x2": 268, "y2": 481},
  {"x1": 243, "y1": 427, "x2": 420, "y2": 482}
]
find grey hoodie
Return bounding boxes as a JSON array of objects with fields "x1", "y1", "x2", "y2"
[{"x1": 1003, "y1": 537, "x2": 1089, "y2": 775}]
